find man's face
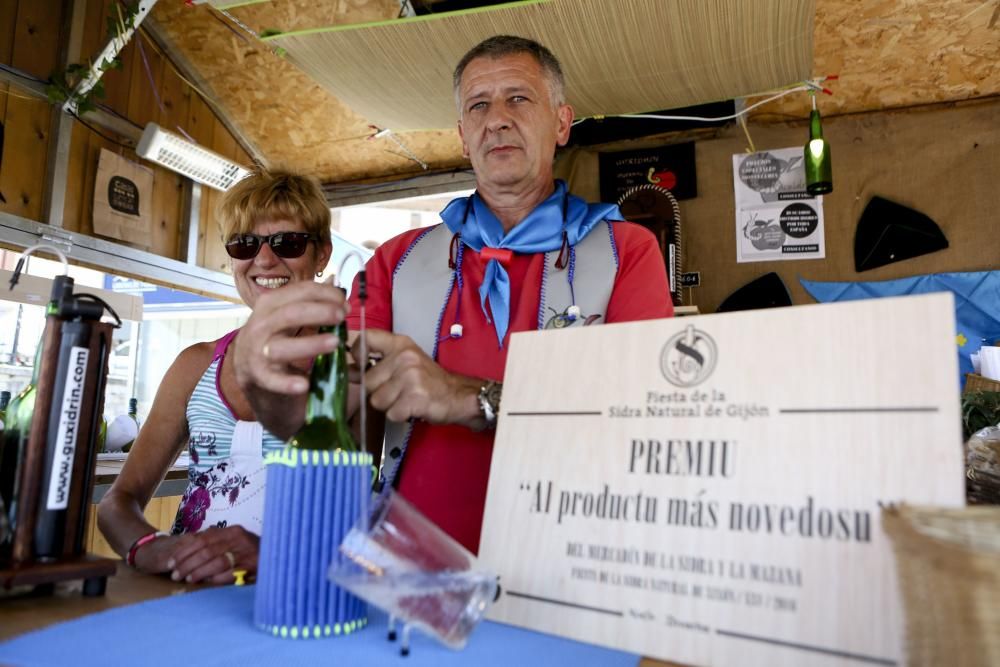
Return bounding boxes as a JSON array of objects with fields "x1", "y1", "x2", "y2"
[{"x1": 457, "y1": 53, "x2": 573, "y2": 193}]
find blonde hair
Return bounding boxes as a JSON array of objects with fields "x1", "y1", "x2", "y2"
[{"x1": 217, "y1": 169, "x2": 331, "y2": 243}]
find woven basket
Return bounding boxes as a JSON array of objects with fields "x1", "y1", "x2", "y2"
[
  {"x1": 965, "y1": 373, "x2": 1000, "y2": 394},
  {"x1": 883, "y1": 505, "x2": 1000, "y2": 666}
]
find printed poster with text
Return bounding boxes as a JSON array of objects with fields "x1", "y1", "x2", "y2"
[{"x1": 732, "y1": 148, "x2": 825, "y2": 263}]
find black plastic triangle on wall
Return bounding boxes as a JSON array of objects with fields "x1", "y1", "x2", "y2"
[
  {"x1": 716, "y1": 272, "x2": 793, "y2": 312},
  {"x1": 854, "y1": 196, "x2": 949, "y2": 272}
]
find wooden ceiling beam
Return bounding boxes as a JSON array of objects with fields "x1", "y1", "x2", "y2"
[
  {"x1": 0, "y1": 66, "x2": 142, "y2": 144},
  {"x1": 323, "y1": 169, "x2": 476, "y2": 207}
]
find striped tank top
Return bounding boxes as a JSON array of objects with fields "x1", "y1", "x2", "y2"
[{"x1": 172, "y1": 329, "x2": 285, "y2": 535}]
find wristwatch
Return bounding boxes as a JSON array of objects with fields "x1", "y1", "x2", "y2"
[{"x1": 477, "y1": 380, "x2": 502, "y2": 426}]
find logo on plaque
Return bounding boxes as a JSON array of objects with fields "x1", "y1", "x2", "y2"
[{"x1": 660, "y1": 324, "x2": 717, "y2": 387}]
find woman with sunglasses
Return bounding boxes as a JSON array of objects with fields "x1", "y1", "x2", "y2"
[{"x1": 98, "y1": 169, "x2": 333, "y2": 584}]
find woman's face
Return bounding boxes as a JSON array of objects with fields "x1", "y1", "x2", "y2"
[{"x1": 230, "y1": 217, "x2": 331, "y2": 309}]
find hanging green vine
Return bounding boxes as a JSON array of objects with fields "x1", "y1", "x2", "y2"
[{"x1": 46, "y1": 1, "x2": 142, "y2": 115}]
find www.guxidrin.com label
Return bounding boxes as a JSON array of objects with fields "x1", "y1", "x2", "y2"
[{"x1": 46, "y1": 346, "x2": 89, "y2": 511}]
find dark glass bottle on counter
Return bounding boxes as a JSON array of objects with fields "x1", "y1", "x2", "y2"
[
  {"x1": 120, "y1": 398, "x2": 140, "y2": 452},
  {"x1": 0, "y1": 391, "x2": 11, "y2": 424},
  {"x1": 0, "y1": 390, "x2": 7, "y2": 542},
  {"x1": 288, "y1": 320, "x2": 357, "y2": 452},
  {"x1": 0, "y1": 349, "x2": 41, "y2": 546}
]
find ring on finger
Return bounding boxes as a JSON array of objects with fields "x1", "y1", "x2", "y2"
[{"x1": 224, "y1": 550, "x2": 236, "y2": 568}]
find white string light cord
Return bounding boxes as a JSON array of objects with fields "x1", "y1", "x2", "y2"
[
  {"x1": 8, "y1": 243, "x2": 70, "y2": 290},
  {"x1": 571, "y1": 77, "x2": 836, "y2": 127},
  {"x1": 368, "y1": 127, "x2": 429, "y2": 171}
]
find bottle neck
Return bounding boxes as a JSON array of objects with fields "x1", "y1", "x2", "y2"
[
  {"x1": 292, "y1": 321, "x2": 355, "y2": 451},
  {"x1": 306, "y1": 321, "x2": 347, "y2": 419},
  {"x1": 27, "y1": 343, "x2": 43, "y2": 385},
  {"x1": 809, "y1": 109, "x2": 824, "y2": 140}
]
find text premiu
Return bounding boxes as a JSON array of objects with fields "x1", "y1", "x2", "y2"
[{"x1": 629, "y1": 439, "x2": 735, "y2": 478}]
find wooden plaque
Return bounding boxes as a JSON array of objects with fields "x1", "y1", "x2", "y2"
[{"x1": 479, "y1": 293, "x2": 964, "y2": 666}]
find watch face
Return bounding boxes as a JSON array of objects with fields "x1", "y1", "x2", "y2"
[
  {"x1": 484, "y1": 381, "x2": 502, "y2": 410},
  {"x1": 480, "y1": 380, "x2": 502, "y2": 423}
]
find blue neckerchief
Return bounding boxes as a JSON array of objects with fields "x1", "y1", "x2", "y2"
[{"x1": 440, "y1": 180, "x2": 622, "y2": 347}]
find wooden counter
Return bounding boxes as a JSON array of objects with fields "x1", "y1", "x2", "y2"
[
  {"x1": 0, "y1": 563, "x2": 193, "y2": 641},
  {"x1": 3, "y1": 458, "x2": 683, "y2": 665},
  {"x1": 0, "y1": 565, "x2": 685, "y2": 666}
]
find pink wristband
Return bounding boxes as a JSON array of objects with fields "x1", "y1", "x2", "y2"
[{"x1": 126, "y1": 531, "x2": 167, "y2": 567}]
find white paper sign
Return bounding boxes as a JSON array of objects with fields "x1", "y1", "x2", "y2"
[
  {"x1": 732, "y1": 147, "x2": 825, "y2": 263},
  {"x1": 479, "y1": 293, "x2": 964, "y2": 667}
]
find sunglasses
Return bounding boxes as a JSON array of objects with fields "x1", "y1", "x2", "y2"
[{"x1": 225, "y1": 232, "x2": 319, "y2": 260}]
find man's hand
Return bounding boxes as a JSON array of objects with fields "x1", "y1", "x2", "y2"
[
  {"x1": 232, "y1": 280, "x2": 349, "y2": 439},
  {"x1": 363, "y1": 329, "x2": 489, "y2": 430},
  {"x1": 134, "y1": 526, "x2": 260, "y2": 585}
]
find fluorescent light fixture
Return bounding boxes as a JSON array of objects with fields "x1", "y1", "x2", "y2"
[{"x1": 136, "y1": 122, "x2": 251, "y2": 191}]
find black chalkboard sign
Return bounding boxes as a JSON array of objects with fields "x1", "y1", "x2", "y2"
[{"x1": 599, "y1": 142, "x2": 697, "y2": 204}]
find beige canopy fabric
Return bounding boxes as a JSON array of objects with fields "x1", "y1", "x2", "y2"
[{"x1": 268, "y1": 0, "x2": 816, "y2": 130}]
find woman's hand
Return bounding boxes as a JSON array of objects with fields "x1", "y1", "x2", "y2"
[{"x1": 134, "y1": 526, "x2": 260, "y2": 585}]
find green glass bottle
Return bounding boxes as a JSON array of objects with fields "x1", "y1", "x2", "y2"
[
  {"x1": 0, "y1": 348, "x2": 42, "y2": 539},
  {"x1": 0, "y1": 390, "x2": 11, "y2": 431},
  {"x1": 804, "y1": 107, "x2": 833, "y2": 196},
  {"x1": 289, "y1": 321, "x2": 358, "y2": 452},
  {"x1": 118, "y1": 398, "x2": 140, "y2": 453},
  {"x1": 97, "y1": 416, "x2": 108, "y2": 453}
]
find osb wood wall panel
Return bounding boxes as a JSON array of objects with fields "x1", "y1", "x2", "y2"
[
  {"x1": 0, "y1": 0, "x2": 64, "y2": 223},
  {"x1": 753, "y1": 0, "x2": 1000, "y2": 120},
  {"x1": 227, "y1": 0, "x2": 402, "y2": 34},
  {"x1": 559, "y1": 98, "x2": 1000, "y2": 313},
  {"x1": 148, "y1": 1, "x2": 465, "y2": 184}
]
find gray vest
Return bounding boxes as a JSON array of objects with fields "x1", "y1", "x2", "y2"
[{"x1": 377, "y1": 221, "x2": 620, "y2": 491}]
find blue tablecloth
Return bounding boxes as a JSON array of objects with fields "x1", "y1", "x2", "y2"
[{"x1": 0, "y1": 585, "x2": 639, "y2": 667}]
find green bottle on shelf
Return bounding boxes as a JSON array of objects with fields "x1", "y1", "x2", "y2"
[
  {"x1": 0, "y1": 390, "x2": 11, "y2": 431},
  {"x1": 0, "y1": 347, "x2": 42, "y2": 538},
  {"x1": 288, "y1": 320, "x2": 358, "y2": 452},
  {"x1": 97, "y1": 416, "x2": 108, "y2": 453},
  {"x1": 120, "y1": 398, "x2": 141, "y2": 453}
]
